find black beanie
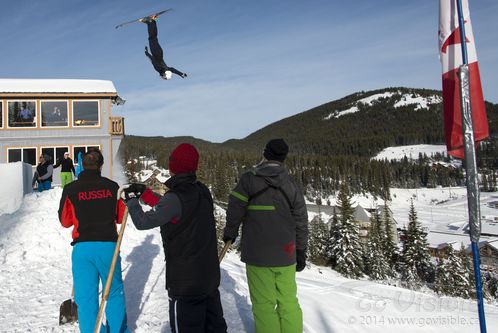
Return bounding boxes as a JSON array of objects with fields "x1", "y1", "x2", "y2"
[{"x1": 263, "y1": 139, "x2": 289, "y2": 162}]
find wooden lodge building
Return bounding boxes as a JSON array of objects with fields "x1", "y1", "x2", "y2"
[{"x1": 0, "y1": 79, "x2": 125, "y2": 184}]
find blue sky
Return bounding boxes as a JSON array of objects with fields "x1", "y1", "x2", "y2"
[{"x1": 0, "y1": 0, "x2": 497, "y2": 142}]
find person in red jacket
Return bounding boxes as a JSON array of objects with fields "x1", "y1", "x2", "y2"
[{"x1": 58, "y1": 150, "x2": 130, "y2": 333}]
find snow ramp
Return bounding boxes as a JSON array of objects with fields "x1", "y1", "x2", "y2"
[{"x1": 1, "y1": 189, "x2": 498, "y2": 332}]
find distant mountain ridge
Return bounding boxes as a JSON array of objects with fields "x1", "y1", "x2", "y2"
[{"x1": 122, "y1": 87, "x2": 498, "y2": 158}]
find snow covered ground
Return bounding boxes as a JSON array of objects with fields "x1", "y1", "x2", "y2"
[
  {"x1": 373, "y1": 144, "x2": 447, "y2": 161},
  {"x1": 0, "y1": 162, "x2": 33, "y2": 216},
  {"x1": 1, "y1": 187, "x2": 498, "y2": 332},
  {"x1": 323, "y1": 92, "x2": 441, "y2": 120},
  {"x1": 308, "y1": 185, "x2": 498, "y2": 245}
]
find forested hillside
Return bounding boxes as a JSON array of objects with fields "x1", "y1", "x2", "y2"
[{"x1": 119, "y1": 87, "x2": 498, "y2": 200}]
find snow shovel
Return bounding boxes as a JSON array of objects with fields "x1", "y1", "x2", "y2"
[
  {"x1": 93, "y1": 200, "x2": 129, "y2": 333},
  {"x1": 59, "y1": 287, "x2": 77, "y2": 325},
  {"x1": 219, "y1": 240, "x2": 232, "y2": 263},
  {"x1": 94, "y1": 171, "x2": 160, "y2": 333}
]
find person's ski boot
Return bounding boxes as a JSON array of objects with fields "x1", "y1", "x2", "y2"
[
  {"x1": 139, "y1": 15, "x2": 158, "y2": 23},
  {"x1": 181, "y1": 73, "x2": 188, "y2": 79}
]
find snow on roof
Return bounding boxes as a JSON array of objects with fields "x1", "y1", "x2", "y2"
[
  {"x1": 427, "y1": 231, "x2": 470, "y2": 250},
  {"x1": 323, "y1": 204, "x2": 371, "y2": 222},
  {"x1": 427, "y1": 230, "x2": 498, "y2": 252},
  {"x1": 353, "y1": 204, "x2": 371, "y2": 222},
  {"x1": 0, "y1": 79, "x2": 117, "y2": 94},
  {"x1": 485, "y1": 239, "x2": 498, "y2": 252},
  {"x1": 462, "y1": 219, "x2": 498, "y2": 236}
]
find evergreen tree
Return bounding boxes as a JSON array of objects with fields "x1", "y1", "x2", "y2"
[
  {"x1": 400, "y1": 262, "x2": 422, "y2": 289},
  {"x1": 444, "y1": 246, "x2": 471, "y2": 298},
  {"x1": 381, "y1": 201, "x2": 398, "y2": 268},
  {"x1": 460, "y1": 246, "x2": 492, "y2": 300},
  {"x1": 493, "y1": 172, "x2": 497, "y2": 192},
  {"x1": 487, "y1": 272, "x2": 498, "y2": 299},
  {"x1": 307, "y1": 215, "x2": 330, "y2": 265},
  {"x1": 329, "y1": 182, "x2": 364, "y2": 278},
  {"x1": 482, "y1": 172, "x2": 489, "y2": 192},
  {"x1": 328, "y1": 211, "x2": 341, "y2": 267},
  {"x1": 401, "y1": 199, "x2": 433, "y2": 282},
  {"x1": 433, "y1": 258, "x2": 449, "y2": 295},
  {"x1": 124, "y1": 158, "x2": 140, "y2": 182},
  {"x1": 364, "y1": 210, "x2": 391, "y2": 280},
  {"x1": 213, "y1": 206, "x2": 227, "y2": 252}
]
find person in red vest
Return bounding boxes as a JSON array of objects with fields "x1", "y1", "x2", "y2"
[{"x1": 123, "y1": 143, "x2": 227, "y2": 333}]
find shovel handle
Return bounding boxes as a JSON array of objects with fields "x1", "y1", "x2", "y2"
[
  {"x1": 93, "y1": 170, "x2": 160, "y2": 332},
  {"x1": 93, "y1": 205, "x2": 129, "y2": 333},
  {"x1": 218, "y1": 241, "x2": 232, "y2": 263}
]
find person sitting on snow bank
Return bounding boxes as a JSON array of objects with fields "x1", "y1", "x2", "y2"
[
  {"x1": 36, "y1": 154, "x2": 53, "y2": 192},
  {"x1": 123, "y1": 143, "x2": 227, "y2": 333}
]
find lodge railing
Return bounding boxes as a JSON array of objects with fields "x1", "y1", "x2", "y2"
[{"x1": 110, "y1": 117, "x2": 124, "y2": 135}]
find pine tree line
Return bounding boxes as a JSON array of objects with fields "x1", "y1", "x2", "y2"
[
  {"x1": 306, "y1": 182, "x2": 497, "y2": 300},
  {"x1": 120, "y1": 137, "x2": 469, "y2": 201}
]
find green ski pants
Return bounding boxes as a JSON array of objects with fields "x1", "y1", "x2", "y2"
[
  {"x1": 60, "y1": 172, "x2": 73, "y2": 188},
  {"x1": 246, "y1": 264, "x2": 303, "y2": 333}
]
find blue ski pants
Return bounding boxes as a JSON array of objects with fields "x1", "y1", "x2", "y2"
[
  {"x1": 72, "y1": 242, "x2": 130, "y2": 333},
  {"x1": 37, "y1": 180, "x2": 51, "y2": 192}
]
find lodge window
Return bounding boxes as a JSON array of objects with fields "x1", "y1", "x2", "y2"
[
  {"x1": 8, "y1": 101, "x2": 36, "y2": 128},
  {"x1": 7, "y1": 147, "x2": 37, "y2": 165},
  {"x1": 41, "y1": 101, "x2": 69, "y2": 127},
  {"x1": 0, "y1": 101, "x2": 3, "y2": 127},
  {"x1": 41, "y1": 146, "x2": 69, "y2": 164},
  {"x1": 73, "y1": 145, "x2": 101, "y2": 164},
  {"x1": 73, "y1": 101, "x2": 99, "y2": 127}
]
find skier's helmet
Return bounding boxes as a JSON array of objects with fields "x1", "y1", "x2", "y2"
[{"x1": 162, "y1": 70, "x2": 172, "y2": 80}]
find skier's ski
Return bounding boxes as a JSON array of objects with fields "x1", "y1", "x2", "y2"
[{"x1": 115, "y1": 9, "x2": 172, "y2": 29}]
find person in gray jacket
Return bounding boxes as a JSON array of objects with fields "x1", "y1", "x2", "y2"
[{"x1": 223, "y1": 138, "x2": 308, "y2": 333}]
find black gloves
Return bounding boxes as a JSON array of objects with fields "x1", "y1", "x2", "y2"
[
  {"x1": 122, "y1": 183, "x2": 147, "y2": 203},
  {"x1": 223, "y1": 235, "x2": 236, "y2": 244},
  {"x1": 296, "y1": 249, "x2": 306, "y2": 272}
]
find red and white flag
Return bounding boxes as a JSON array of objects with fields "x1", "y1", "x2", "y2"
[{"x1": 439, "y1": 0, "x2": 488, "y2": 159}]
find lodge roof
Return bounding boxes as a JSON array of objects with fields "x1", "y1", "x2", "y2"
[{"x1": 0, "y1": 79, "x2": 117, "y2": 94}]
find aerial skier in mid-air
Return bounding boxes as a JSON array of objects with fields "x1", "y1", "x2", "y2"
[{"x1": 140, "y1": 15, "x2": 187, "y2": 80}]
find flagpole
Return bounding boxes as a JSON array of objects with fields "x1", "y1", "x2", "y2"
[{"x1": 455, "y1": 0, "x2": 487, "y2": 332}]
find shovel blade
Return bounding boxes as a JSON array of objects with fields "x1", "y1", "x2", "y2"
[{"x1": 59, "y1": 299, "x2": 78, "y2": 325}]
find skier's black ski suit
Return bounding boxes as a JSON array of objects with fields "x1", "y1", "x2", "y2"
[{"x1": 145, "y1": 20, "x2": 186, "y2": 79}]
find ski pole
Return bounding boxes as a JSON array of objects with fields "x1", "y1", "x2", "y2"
[{"x1": 219, "y1": 240, "x2": 232, "y2": 263}]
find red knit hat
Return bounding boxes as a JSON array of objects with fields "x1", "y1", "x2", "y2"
[{"x1": 168, "y1": 143, "x2": 199, "y2": 175}]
